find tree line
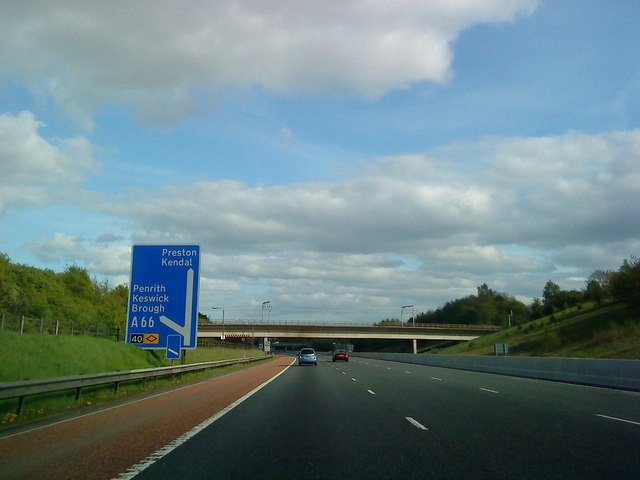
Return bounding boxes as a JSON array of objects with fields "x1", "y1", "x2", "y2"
[
  {"x1": 0, "y1": 253, "x2": 129, "y2": 331},
  {"x1": 1, "y1": 251, "x2": 638, "y2": 332},
  {"x1": 380, "y1": 256, "x2": 640, "y2": 328}
]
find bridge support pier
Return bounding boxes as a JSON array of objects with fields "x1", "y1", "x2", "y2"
[{"x1": 412, "y1": 339, "x2": 417, "y2": 355}]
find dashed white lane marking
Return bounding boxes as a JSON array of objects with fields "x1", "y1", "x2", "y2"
[
  {"x1": 480, "y1": 388, "x2": 500, "y2": 394},
  {"x1": 405, "y1": 417, "x2": 429, "y2": 431},
  {"x1": 386, "y1": 367, "x2": 392, "y2": 370},
  {"x1": 341, "y1": 371, "x2": 346, "y2": 375},
  {"x1": 597, "y1": 414, "x2": 640, "y2": 426},
  {"x1": 112, "y1": 357, "x2": 295, "y2": 480},
  {"x1": 351, "y1": 377, "x2": 357, "y2": 382},
  {"x1": 431, "y1": 377, "x2": 443, "y2": 381},
  {"x1": 404, "y1": 371, "x2": 412, "y2": 374},
  {"x1": 367, "y1": 389, "x2": 376, "y2": 395}
]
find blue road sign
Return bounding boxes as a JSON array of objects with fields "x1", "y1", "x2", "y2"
[
  {"x1": 166, "y1": 335, "x2": 182, "y2": 359},
  {"x1": 126, "y1": 245, "x2": 200, "y2": 349}
]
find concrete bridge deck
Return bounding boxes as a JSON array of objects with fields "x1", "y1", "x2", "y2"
[{"x1": 198, "y1": 322, "x2": 501, "y2": 348}]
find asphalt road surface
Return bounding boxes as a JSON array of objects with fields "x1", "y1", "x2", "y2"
[
  {"x1": 2, "y1": 354, "x2": 638, "y2": 479},
  {"x1": 127, "y1": 354, "x2": 640, "y2": 479},
  {"x1": 0, "y1": 356, "x2": 292, "y2": 480}
]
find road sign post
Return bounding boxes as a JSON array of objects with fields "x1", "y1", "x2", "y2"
[
  {"x1": 126, "y1": 245, "x2": 200, "y2": 351},
  {"x1": 493, "y1": 343, "x2": 509, "y2": 356}
]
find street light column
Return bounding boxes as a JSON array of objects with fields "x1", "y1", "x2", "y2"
[
  {"x1": 211, "y1": 306, "x2": 225, "y2": 340},
  {"x1": 401, "y1": 305, "x2": 414, "y2": 327},
  {"x1": 262, "y1": 301, "x2": 271, "y2": 323},
  {"x1": 402, "y1": 304, "x2": 416, "y2": 353}
]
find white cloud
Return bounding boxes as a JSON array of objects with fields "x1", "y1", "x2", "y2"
[
  {"x1": 0, "y1": 111, "x2": 97, "y2": 215},
  {"x1": 0, "y1": 0, "x2": 537, "y2": 127},
  {"x1": 16, "y1": 126, "x2": 639, "y2": 320},
  {"x1": 94, "y1": 129, "x2": 640, "y2": 261},
  {"x1": 26, "y1": 232, "x2": 131, "y2": 279}
]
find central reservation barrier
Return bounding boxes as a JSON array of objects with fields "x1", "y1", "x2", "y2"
[{"x1": 351, "y1": 352, "x2": 640, "y2": 391}]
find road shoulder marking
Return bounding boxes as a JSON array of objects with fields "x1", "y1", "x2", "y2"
[
  {"x1": 112, "y1": 358, "x2": 295, "y2": 479},
  {"x1": 405, "y1": 417, "x2": 429, "y2": 431},
  {"x1": 596, "y1": 414, "x2": 640, "y2": 426}
]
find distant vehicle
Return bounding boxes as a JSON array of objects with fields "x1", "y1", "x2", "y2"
[
  {"x1": 332, "y1": 348, "x2": 349, "y2": 362},
  {"x1": 298, "y1": 348, "x2": 317, "y2": 366}
]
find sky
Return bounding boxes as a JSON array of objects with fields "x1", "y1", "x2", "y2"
[{"x1": 1, "y1": 0, "x2": 639, "y2": 323}]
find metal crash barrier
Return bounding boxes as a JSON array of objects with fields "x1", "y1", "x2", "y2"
[{"x1": 0, "y1": 355, "x2": 271, "y2": 415}]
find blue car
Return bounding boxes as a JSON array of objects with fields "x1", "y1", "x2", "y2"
[{"x1": 298, "y1": 348, "x2": 317, "y2": 366}]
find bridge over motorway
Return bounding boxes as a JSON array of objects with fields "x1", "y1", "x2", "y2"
[{"x1": 198, "y1": 322, "x2": 501, "y2": 354}]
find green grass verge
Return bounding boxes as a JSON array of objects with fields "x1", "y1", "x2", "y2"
[
  {"x1": 0, "y1": 330, "x2": 264, "y2": 381},
  {"x1": 0, "y1": 331, "x2": 269, "y2": 429},
  {"x1": 435, "y1": 302, "x2": 640, "y2": 359}
]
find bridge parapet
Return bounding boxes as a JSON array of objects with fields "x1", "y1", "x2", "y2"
[
  {"x1": 201, "y1": 320, "x2": 500, "y2": 331},
  {"x1": 198, "y1": 322, "x2": 500, "y2": 342}
]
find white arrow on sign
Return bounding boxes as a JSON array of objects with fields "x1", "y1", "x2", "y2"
[{"x1": 159, "y1": 268, "x2": 194, "y2": 346}]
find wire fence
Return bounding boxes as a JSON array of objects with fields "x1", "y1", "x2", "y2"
[
  {"x1": 0, "y1": 313, "x2": 259, "y2": 349},
  {"x1": 196, "y1": 337, "x2": 256, "y2": 349},
  {"x1": 0, "y1": 312, "x2": 121, "y2": 341}
]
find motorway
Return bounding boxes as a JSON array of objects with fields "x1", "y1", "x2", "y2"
[
  {"x1": 131, "y1": 353, "x2": 639, "y2": 479},
  {"x1": 2, "y1": 354, "x2": 639, "y2": 479}
]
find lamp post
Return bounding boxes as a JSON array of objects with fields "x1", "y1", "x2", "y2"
[
  {"x1": 211, "y1": 306, "x2": 225, "y2": 340},
  {"x1": 402, "y1": 304, "x2": 417, "y2": 354},
  {"x1": 401, "y1": 305, "x2": 415, "y2": 327},
  {"x1": 262, "y1": 301, "x2": 271, "y2": 323}
]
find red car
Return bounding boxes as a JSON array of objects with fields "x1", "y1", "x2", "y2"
[{"x1": 332, "y1": 348, "x2": 349, "y2": 362}]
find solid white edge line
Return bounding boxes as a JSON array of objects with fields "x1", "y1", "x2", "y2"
[
  {"x1": 111, "y1": 358, "x2": 296, "y2": 480},
  {"x1": 0, "y1": 369, "x2": 236, "y2": 440},
  {"x1": 405, "y1": 417, "x2": 429, "y2": 431},
  {"x1": 596, "y1": 414, "x2": 640, "y2": 426}
]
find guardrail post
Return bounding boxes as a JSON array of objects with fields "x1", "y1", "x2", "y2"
[
  {"x1": 1, "y1": 355, "x2": 272, "y2": 416},
  {"x1": 114, "y1": 381, "x2": 120, "y2": 394}
]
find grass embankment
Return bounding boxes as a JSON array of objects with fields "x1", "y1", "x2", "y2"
[
  {"x1": 436, "y1": 302, "x2": 640, "y2": 359},
  {"x1": 0, "y1": 332, "x2": 268, "y2": 428},
  {"x1": 0, "y1": 330, "x2": 263, "y2": 381}
]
